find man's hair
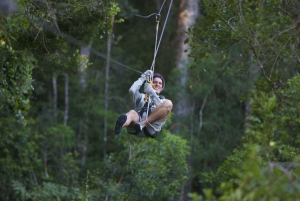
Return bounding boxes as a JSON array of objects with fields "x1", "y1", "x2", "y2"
[{"x1": 153, "y1": 73, "x2": 165, "y2": 88}]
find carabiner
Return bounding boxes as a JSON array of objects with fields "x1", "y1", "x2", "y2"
[{"x1": 156, "y1": 14, "x2": 161, "y2": 23}]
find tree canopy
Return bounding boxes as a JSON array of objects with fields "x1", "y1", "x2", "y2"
[{"x1": 1, "y1": 0, "x2": 300, "y2": 200}]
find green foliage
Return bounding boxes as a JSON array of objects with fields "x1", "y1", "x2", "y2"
[
  {"x1": 189, "y1": 0, "x2": 300, "y2": 91},
  {"x1": 87, "y1": 131, "x2": 189, "y2": 201},
  {"x1": 170, "y1": 54, "x2": 250, "y2": 180},
  {"x1": 3, "y1": 0, "x2": 300, "y2": 199},
  {"x1": 0, "y1": 44, "x2": 36, "y2": 125},
  {"x1": 191, "y1": 145, "x2": 300, "y2": 201},
  {"x1": 0, "y1": 123, "x2": 41, "y2": 200},
  {"x1": 187, "y1": 0, "x2": 300, "y2": 198},
  {"x1": 0, "y1": 121, "x2": 82, "y2": 200},
  {"x1": 42, "y1": 124, "x2": 75, "y2": 151},
  {"x1": 12, "y1": 181, "x2": 83, "y2": 201},
  {"x1": 201, "y1": 149, "x2": 246, "y2": 187},
  {"x1": 0, "y1": 0, "x2": 122, "y2": 122},
  {"x1": 0, "y1": 0, "x2": 193, "y2": 200},
  {"x1": 246, "y1": 74, "x2": 300, "y2": 151},
  {"x1": 194, "y1": 72, "x2": 300, "y2": 199}
]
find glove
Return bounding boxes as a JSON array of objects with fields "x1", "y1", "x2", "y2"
[
  {"x1": 140, "y1": 70, "x2": 153, "y2": 81},
  {"x1": 144, "y1": 82, "x2": 162, "y2": 106}
]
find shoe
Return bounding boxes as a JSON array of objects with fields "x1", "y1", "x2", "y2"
[
  {"x1": 134, "y1": 123, "x2": 142, "y2": 134},
  {"x1": 115, "y1": 114, "x2": 127, "y2": 134}
]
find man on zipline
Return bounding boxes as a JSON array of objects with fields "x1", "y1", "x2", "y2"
[{"x1": 114, "y1": 70, "x2": 173, "y2": 138}]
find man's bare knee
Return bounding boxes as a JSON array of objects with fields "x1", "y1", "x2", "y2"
[
  {"x1": 126, "y1": 110, "x2": 139, "y2": 126},
  {"x1": 127, "y1": 110, "x2": 136, "y2": 115},
  {"x1": 163, "y1": 99, "x2": 173, "y2": 111}
]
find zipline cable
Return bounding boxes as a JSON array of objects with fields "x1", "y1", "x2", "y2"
[
  {"x1": 38, "y1": 18, "x2": 143, "y2": 74},
  {"x1": 132, "y1": 0, "x2": 169, "y2": 76},
  {"x1": 150, "y1": 13, "x2": 160, "y2": 79},
  {"x1": 150, "y1": 0, "x2": 173, "y2": 74},
  {"x1": 132, "y1": 13, "x2": 157, "y2": 18},
  {"x1": 37, "y1": 0, "x2": 173, "y2": 76},
  {"x1": 132, "y1": 0, "x2": 166, "y2": 19}
]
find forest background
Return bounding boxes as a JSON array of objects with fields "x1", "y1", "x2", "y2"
[{"x1": 1, "y1": 0, "x2": 300, "y2": 200}]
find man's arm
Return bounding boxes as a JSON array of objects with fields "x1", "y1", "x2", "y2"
[
  {"x1": 144, "y1": 82, "x2": 163, "y2": 106},
  {"x1": 129, "y1": 70, "x2": 153, "y2": 110},
  {"x1": 129, "y1": 78, "x2": 145, "y2": 111}
]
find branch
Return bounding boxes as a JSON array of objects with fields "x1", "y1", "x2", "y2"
[
  {"x1": 250, "y1": 46, "x2": 272, "y2": 82},
  {"x1": 199, "y1": 95, "x2": 207, "y2": 129},
  {"x1": 270, "y1": 38, "x2": 290, "y2": 77},
  {"x1": 42, "y1": 32, "x2": 49, "y2": 53},
  {"x1": 271, "y1": 20, "x2": 300, "y2": 40},
  {"x1": 291, "y1": 43, "x2": 300, "y2": 64},
  {"x1": 116, "y1": 174, "x2": 124, "y2": 189}
]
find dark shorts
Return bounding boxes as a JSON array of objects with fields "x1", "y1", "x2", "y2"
[{"x1": 126, "y1": 111, "x2": 165, "y2": 138}]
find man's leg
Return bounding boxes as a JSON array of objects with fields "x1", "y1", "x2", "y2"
[
  {"x1": 141, "y1": 100, "x2": 173, "y2": 128},
  {"x1": 115, "y1": 110, "x2": 140, "y2": 134},
  {"x1": 123, "y1": 110, "x2": 140, "y2": 127}
]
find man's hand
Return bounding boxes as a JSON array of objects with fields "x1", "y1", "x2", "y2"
[
  {"x1": 144, "y1": 82, "x2": 162, "y2": 106},
  {"x1": 144, "y1": 82, "x2": 156, "y2": 95},
  {"x1": 140, "y1": 70, "x2": 153, "y2": 81}
]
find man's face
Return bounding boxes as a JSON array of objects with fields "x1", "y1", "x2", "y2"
[{"x1": 153, "y1": 77, "x2": 163, "y2": 94}]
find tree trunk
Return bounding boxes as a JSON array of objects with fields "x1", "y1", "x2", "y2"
[
  {"x1": 79, "y1": 46, "x2": 90, "y2": 89},
  {"x1": 42, "y1": 150, "x2": 49, "y2": 178},
  {"x1": 63, "y1": 73, "x2": 69, "y2": 126},
  {"x1": 199, "y1": 95, "x2": 207, "y2": 129},
  {"x1": 52, "y1": 77, "x2": 57, "y2": 122},
  {"x1": 103, "y1": 19, "x2": 114, "y2": 157},
  {"x1": 78, "y1": 46, "x2": 90, "y2": 165},
  {"x1": 175, "y1": 0, "x2": 199, "y2": 116},
  {"x1": 175, "y1": 0, "x2": 199, "y2": 200}
]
